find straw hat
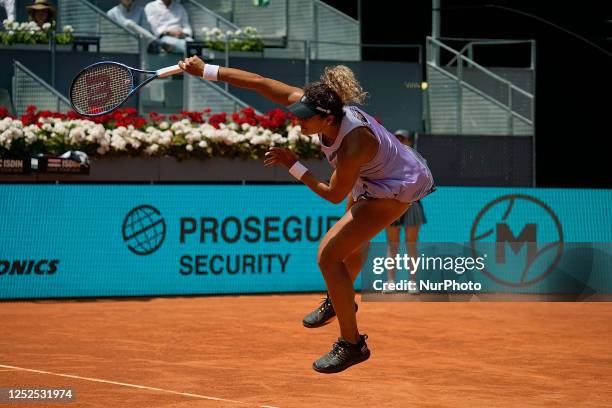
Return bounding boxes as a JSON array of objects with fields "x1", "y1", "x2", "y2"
[{"x1": 26, "y1": 0, "x2": 57, "y2": 19}]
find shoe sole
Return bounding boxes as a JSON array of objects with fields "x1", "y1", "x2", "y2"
[{"x1": 312, "y1": 350, "x2": 371, "y2": 374}]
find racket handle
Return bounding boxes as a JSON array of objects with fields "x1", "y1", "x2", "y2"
[{"x1": 157, "y1": 65, "x2": 183, "y2": 78}]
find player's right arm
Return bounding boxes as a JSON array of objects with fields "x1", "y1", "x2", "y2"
[{"x1": 178, "y1": 56, "x2": 303, "y2": 106}]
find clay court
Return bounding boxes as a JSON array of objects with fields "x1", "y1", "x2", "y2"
[{"x1": 1, "y1": 294, "x2": 611, "y2": 407}]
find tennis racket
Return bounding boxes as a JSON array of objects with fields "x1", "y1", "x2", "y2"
[{"x1": 69, "y1": 62, "x2": 183, "y2": 117}]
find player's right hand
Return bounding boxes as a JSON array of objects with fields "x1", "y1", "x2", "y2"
[{"x1": 178, "y1": 56, "x2": 205, "y2": 78}]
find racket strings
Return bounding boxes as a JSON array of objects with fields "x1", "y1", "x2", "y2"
[{"x1": 71, "y1": 64, "x2": 133, "y2": 115}]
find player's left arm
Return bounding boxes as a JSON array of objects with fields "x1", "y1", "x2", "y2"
[{"x1": 264, "y1": 127, "x2": 378, "y2": 204}]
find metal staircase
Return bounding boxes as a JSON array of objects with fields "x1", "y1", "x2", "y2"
[
  {"x1": 12, "y1": 61, "x2": 71, "y2": 115},
  {"x1": 425, "y1": 37, "x2": 535, "y2": 136},
  {"x1": 193, "y1": 0, "x2": 361, "y2": 60}
]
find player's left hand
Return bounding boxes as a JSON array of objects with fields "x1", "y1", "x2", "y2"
[
  {"x1": 264, "y1": 147, "x2": 298, "y2": 168},
  {"x1": 178, "y1": 56, "x2": 205, "y2": 77}
]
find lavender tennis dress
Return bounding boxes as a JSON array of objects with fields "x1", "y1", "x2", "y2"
[{"x1": 318, "y1": 106, "x2": 435, "y2": 203}]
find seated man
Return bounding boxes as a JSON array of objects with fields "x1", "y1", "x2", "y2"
[
  {"x1": 144, "y1": 0, "x2": 193, "y2": 54},
  {"x1": 1, "y1": 0, "x2": 15, "y2": 21},
  {"x1": 107, "y1": 0, "x2": 157, "y2": 45},
  {"x1": 107, "y1": 0, "x2": 146, "y2": 27}
]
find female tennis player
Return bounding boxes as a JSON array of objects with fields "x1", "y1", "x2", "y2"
[{"x1": 178, "y1": 56, "x2": 435, "y2": 373}]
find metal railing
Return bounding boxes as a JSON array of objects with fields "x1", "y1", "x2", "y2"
[
  {"x1": 311, "y1": 0, "x2": 360, "y2": 60},
  {"x1": 442, "y1": 38, "x2": 536, "y2": 69},
  {"x1": 12, "y1": 60, "x2": 71, "y2": 115},
  {"x1": 193, "y1": 0, "x2": 361, "y2": 60},
  {"x1": 426, "y1": 36, "x2": 534, "y2": 135},
  {"x1": 183, "y1": 74, "x2": 259, "y2": 114},
  {"x1": 226, "y1": 39, "x2": 421, "y2": 87},
  {"x1": 183, "y1": 0, "x2": 241, "y2": 35}
]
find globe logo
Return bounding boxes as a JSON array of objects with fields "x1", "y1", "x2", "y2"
[
  {"x1": 470, "y1": 194, "x2": 563, "y2": 288},
  {"x1": 122, "y1": 205, "x2": 166, "y2": 256}
]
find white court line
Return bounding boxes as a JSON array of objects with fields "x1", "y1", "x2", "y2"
[{"x1": 0, "y1": 364, "x2": 278, "y2": 408}]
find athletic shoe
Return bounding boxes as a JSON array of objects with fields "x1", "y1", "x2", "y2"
[
  {"x1": 302, "y1": 294, "x2": 358, "y2": 328},
  {"x1": 312, "y1": 334, "x2": 371, "y2": 373}
]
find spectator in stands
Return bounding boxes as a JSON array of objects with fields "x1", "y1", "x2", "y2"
[
  {"x1": 0, "y1": 0, "x2": 15, "y2": 21},
  {"x1": 26, "y1": 0, "x2": 55, "y2": 28},
  {"x1": 385, "y1": 129, "x2": 427, "y2": 291},
  {"x1": 144, "y1": 0, "x2": 193, "y2": 54},
  {"x1": 107, "y1": 0, "x2": 147, "y2": 27},
  {"x1": 107, "y1": 0, "x2": 158, "y2": 49}
]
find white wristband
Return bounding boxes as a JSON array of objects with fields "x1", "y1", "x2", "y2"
[
  {"x1": 288, "y1": 161, "x2": 308, "y2": 181},
  {"x1": 203, "y1": 64, "x2": 220, "y2": 81}
]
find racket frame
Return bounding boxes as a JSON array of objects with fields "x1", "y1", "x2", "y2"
[{"x1": 69, "y1": 61, "x2": 180, "y2": 117}]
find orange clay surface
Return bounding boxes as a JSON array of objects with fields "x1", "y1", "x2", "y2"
[{"x1": 1, "y1": 294, "x2": 611, "y2": 407}]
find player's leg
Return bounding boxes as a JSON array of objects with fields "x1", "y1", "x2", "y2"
[
  {"x1": 313, "y1": 198, "x2": 409, "y2": 373},
  {"x1": 303, "y1": 195, "x2": 361, "y2": 328}
]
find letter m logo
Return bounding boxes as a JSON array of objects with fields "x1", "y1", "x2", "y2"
[{"x1": 495, "y1": 223, "x2": 537, "y2": 265}]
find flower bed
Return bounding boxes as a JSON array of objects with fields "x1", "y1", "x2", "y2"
[
  {"x1": 0, "y1": 106, "x2": 322, "y2": 160},
  {"x1": 1, "y1": 20, "x2": 73, "y2": 45},
  {"x1": 199, "y1": 26, "x2": 264, "y2": 52}
]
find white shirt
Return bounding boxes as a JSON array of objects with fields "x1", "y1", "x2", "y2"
[
  {"x1": 144, "y1": 0, "x2": 192, "y2": 38},
  {"x1": 0, "y1": 0, "x2": 15, "y2": 21},
  {"x1": 107, "y1": 0, "x2": 147, "y2": 27}
]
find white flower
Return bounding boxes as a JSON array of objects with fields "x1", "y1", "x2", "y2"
[
  {"x1": 198, "y1": 140, "x2": 208, "y2": 148},
  {"x1": 0, "y1": 118, "x2": 10, "y2": 132},
  {"x1": 42, "y1": 22, "x2": 51, "y2": 30},
  {"x1": 159, "y1": 121, "x2": 169, "y2": 130},
  {"x1": 69, "y1": 127, "x2": 86, "y2": 143},
  {"x1": 111, "y1": 133, "x2": 128, "y2": 151},
  {"x1": 62, "y1": 25, "x2": 74, "y2": 33},
  {"x1": 185, "y1": 144, "x2": 193, "y2": 151},
  {"x1": 145, "y1": 143, "x2": 159, "y2": 155}
]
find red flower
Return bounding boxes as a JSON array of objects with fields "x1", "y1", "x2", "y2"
[{"x1": 208, "y1": 112, "x2": 228, "y2": 129}]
